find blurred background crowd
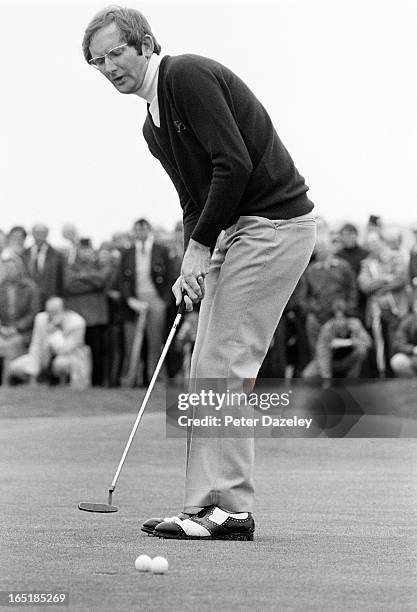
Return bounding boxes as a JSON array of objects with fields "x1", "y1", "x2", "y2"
[{"x1": 0, "y1": 213, "x2": 416, "y2": 389}]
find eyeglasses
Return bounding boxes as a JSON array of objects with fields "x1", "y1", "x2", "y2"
[{"x1": 89, "y1": 42, "x2": 128, "y2": 69}]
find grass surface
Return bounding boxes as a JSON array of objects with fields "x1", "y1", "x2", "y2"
[{"x1": 0, "y1": 385, "x2": 416, "y2": 611}]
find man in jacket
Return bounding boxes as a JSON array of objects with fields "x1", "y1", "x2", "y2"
[
  {"x1": 24, "y1": 224, "x2": 64, "y2": 310},
  {"x1": 115, "y1": 218, "x2": 172, "y2": 384},
  {"x1": 64, "y1": 238, "x2": 110, "y2": 386}
]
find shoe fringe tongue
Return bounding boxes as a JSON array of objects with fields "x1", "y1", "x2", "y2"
[
  {"x1": 195, "y1": 505, "x2": 214, "y2": 518},
  {"x1": 173, "y1": 517, "x2": 211, "y2": 537}
]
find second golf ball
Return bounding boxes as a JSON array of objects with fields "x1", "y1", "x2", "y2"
[
  {"x1": 151, "y1": 556, "x2": 169, "y2": 574},
  {"x1": 135, "y1": 554, "x2": 152, "y2": 572}
]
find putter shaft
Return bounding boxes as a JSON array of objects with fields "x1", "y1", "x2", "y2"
[{"x1": 109, "y1": 306, "x2": 185, "y2": 493}]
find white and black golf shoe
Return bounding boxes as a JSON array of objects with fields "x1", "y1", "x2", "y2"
[{"x1": 153, "y1": 505, "x2": 255, "y2": 540}]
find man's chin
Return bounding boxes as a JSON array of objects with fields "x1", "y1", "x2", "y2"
[{"x1": 112, "y1": 78, "x2": 135, "y2": 94}]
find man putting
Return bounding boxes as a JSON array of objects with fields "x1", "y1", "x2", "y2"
[{"x1": 83, "y1": 6, "x2": 316, "y2": 540}]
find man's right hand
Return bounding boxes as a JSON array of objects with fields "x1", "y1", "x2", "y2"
[{"x1": 172, "y1": 276, "x2": 198, "y2": 312}]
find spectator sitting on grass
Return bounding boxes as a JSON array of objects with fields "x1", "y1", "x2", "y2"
[
  {"x1": 9, "y1": 297, "x2": 91, "y2": 389},
  {"x1": 302, "y1": 298, "x2": 371, "y2": 381},
  {"x1": 390, "y1": 291, "x2": 417, "y2": 378}
]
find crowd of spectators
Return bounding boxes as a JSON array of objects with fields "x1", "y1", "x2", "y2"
[{"x1": 0, "y1": 214, "x2": 416, "y2": 388}]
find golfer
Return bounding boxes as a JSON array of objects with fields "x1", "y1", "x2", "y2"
[{"x1": 83, "y1": 6, "x2": 316, "y2": 540}]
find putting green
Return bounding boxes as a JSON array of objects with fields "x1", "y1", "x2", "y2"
[{"x1": 1, "y1": 386, "x2": 416, "y2": 611}]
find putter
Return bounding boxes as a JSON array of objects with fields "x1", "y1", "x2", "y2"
[{"x1": 78, "y1": 297, "x2": 187, "y2": 513}]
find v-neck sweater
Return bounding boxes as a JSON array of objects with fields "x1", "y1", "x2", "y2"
[{"x1": 142, "y1": 54, "x2": 313, "y2": 249}]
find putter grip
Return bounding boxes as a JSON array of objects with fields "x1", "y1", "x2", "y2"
[{"x1": 177, "y1": 295, "x2": 187, "y2": 315}]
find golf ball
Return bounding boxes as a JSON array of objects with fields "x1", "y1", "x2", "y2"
[
  {"x1": 151, "y1": 556, "x2": 169, "y2": 574},
  {"x1": 134, "y1": 554, "x2": 152, "y2": 572}
]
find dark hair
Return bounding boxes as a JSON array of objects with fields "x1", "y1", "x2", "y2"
[
  {"x1": 8, "y1": 225, "x2": 27, "y2": 239},
  {"x1": 340, "y1": 223, "x2": 358, "y2": 235},
  {"x1": 134, "y1": 218, "x2": 152, "y2": 230},
  {"x1": 79, "y1": 238, "x2": 92, "y2": 248},
  {"x1": 82, "y1": 5, "x2": 161, "y2": 63},
  {"x1": 368, "y1": 215, "x2": 381, "y2": 227}
]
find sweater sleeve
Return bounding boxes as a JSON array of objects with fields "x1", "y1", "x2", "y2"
[{"x1": 169, "y1": 60, "x2": 253, "y2": 248}]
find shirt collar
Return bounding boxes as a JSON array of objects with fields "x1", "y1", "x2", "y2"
[
  {"x1": 32, "y1": 242, "x2": 48, "y2": 254},
  {"x1": 135, "y1": 53, "x2": 162, "y2": 104}
]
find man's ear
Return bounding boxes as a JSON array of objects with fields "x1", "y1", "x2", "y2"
[{"x1": 141, "y1": 34, "x2": 154, "y2": 58}]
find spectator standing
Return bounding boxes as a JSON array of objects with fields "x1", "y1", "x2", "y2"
[
  {"x1": 409, "y1": 223, "x2": 417, "y2": 289},
  {"x1": 0, "y1": 257, "x2": 39, "y2": 382},
  {"x1": 304, "y1": 235, "x2": 358, "y2": 352},
  {"x1": 98, "y1": 242, "x2": 124, "y2": 386},
  {"x1": 358, "y1": 232, "x2": 409, "y2": 376},
  {"x1": 336, "y1": 223, "x2": 369, "y2": 276},
  {"x1": 336, "y1": 222, "x2": 369, "y2": 323},
  {"x1": 384, "y1": 228, "x2": 404, "y2": 254},
  {"x1": 23, "y1": 224, "x2": 64, "y2": 310},
  {"x1": 364, "y1": 215, "x2": 383, "y2": 241},
  {"x1": 61, "y1": 224, "x2": 80, "y2": 265},
  {"x1": 116, "y1": 218, "x2": 172, "y2": 384},
  {"x1": 0, "y1": 230, "x2": 7, "y2": 255},
  {"x1": 64, "y1": 238, "x2": 110, "y2": 386},
  {"x1": 4, "y1": 226, "x2": 27, "y2": 261},
  {"x1": 112, "y1": 231, "x2": 132, "y2": 252},
  {"x1": 390, "y1": 291, "x2": 417, "y2": 377}
]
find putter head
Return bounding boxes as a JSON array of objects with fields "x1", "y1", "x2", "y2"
[{"x1": 78, "y1": 502, "x2": 118, "y2": 513}]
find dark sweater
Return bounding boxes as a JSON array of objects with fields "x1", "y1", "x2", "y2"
[
  {"x1": 143, "y1": 54, "x2": 313, "y2": 249},
  {"x1": 336, "y1": 245, "x2": 369, "y2": 277}
]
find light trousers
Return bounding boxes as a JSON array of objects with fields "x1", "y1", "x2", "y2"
[{"x1": 184, "y1": 214, "x2": 316, "y2": 513}]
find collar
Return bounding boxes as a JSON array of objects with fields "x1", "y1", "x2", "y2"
[
  {"x1": 135, "y1": 235, "x2": 154, "y2": 252},
  {"x1": 32, "y1": 242, "x2": 48, "y2": 253},
  {"x1": 135, "y1": 53, "x2": 162, "y2": 104}
]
